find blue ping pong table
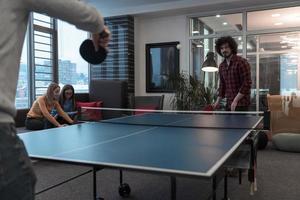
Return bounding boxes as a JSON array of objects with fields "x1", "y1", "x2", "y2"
[{"x1": 19, "y1": 113, "x2": 263, "y2": 200}]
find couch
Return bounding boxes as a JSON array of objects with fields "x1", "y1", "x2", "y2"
[
  {"x1": 267, "y1": 94, "x2": 300, "y2": 135},
  {"x1": 267, "y1": 94, "x2": 300, "y2": 152},
  {"x1": 14, "y1": 80, "x2": 128, "y2": 129}
]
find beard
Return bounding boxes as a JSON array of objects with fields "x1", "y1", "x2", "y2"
[{"x1": 222, "y1": 51, "x2": 232, "y2": 58}]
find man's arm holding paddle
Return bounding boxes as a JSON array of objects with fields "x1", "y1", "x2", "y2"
[{"x1": 25, "y1": 0, "x2": 110, "y2": 51}]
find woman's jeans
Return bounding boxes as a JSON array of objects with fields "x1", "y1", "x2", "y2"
[
  {"x1": 25, "y1": 117, "x2": 54, "y2": 130},
  {"x1": 0, "y1": 123, "x2": 36, "y2": 200}
]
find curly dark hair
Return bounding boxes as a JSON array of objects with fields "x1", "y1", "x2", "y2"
[{"x1": 215, "y1": 36, "x2": 238, "y2": 57}]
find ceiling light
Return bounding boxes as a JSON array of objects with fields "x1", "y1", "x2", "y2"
[
  {"x1": 281, "y1": 46, "x2": 288, "y2": 48},
  {"x1": 292, "y1": 46, "x2": 300, "y2": 49},
  {"x1": 291, "y1": 59, "x2": 298, "y2": 63},
  {"x1": 192, "y1": 30, "x2": 199, "y2": 34},
  {"x1": 288, "y1": 14, "x2": 300, "y2": 19},
  {"x1": 238, "y1": 37, "x2": 242, "y2": 41},
  {"x1": 196, "y1": 44, "x2": 203, "y2": 48},
  {"x1": 216, "y1": 14, "x2": 221, "y2": 18},
  {"x1": 222, "y1": 22, "x2": 228, "y2": 26},
  {"x1": 274, "y1": 22, "x2": 283, "y2": 26},
  {"x1": 247, "y1": 45, "x2": 253, "y2": 50},
  {"x1": 272, "y1": 14, "x2": 281, "y2": 17}
]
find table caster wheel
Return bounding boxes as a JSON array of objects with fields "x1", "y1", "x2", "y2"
[{"x1": 118, "y1": 183, "x2": 131, "y2": 197}]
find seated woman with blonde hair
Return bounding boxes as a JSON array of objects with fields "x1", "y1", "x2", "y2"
[{"x1": 25, "y1": 82, "x2": 74, "y2": 130}]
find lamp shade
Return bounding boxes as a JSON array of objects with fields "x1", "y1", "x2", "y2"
[{"x1": 201, "y1": 52, "x2": 218, "y2": 72}]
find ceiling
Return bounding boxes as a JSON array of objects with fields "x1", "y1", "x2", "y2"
[
  {"x1": 86, "y1": 0, "x2": 300, "y2": 17},
  {"x1": 86, "y1": 0, "x2": 300, "y2": 51}
]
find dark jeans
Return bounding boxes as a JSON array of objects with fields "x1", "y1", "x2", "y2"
[
  {"x1": 25, "y1": 117, "x2": 54, "y2": 130},
  {"x1": 0, "y1": 123, "x2": 36, "y2": 200}
]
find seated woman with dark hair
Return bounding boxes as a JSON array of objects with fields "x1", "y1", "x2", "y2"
[
  {"x1": 25, "y1": 83, "x2": 74, "y2": 130},
  {"x1": 57, "y1": 84, "x2": 78, "y2": 121}
]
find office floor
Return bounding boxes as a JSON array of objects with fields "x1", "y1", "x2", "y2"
[{"x1": 33, "y1": 143, "x2": 300, "y2": 200}]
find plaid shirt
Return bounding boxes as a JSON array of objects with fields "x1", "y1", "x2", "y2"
[{"x1": 218, "y1": 54, "x2": 252, "y2": 108}]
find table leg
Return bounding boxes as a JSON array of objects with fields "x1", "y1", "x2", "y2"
[{"x1": 171, "y1": 176, "x2": 176, "y2": 200}]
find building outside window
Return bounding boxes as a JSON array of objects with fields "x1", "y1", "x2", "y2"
[
  {"x1": 57, "y1": 20, "x2": 89, "y2": 93},
  {"x1": 16, "y1": 34, "x2": 29, "y2": 109}
]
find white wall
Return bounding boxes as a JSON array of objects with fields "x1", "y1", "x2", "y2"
[{"x1": 134, "y1": 14, "x2": 188, "y2": 109}]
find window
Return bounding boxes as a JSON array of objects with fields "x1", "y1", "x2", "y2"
[
  {"x1": 247, "y1": 6, "x2": 300, "y2": 31},
  {"x1": 190, "y1": 13, "x2": 242, "y2": 36},
  {"x1": 247, "y1": 32, "x2": 300, "y2": 108},
  {"x1": 189, "y1": 6, "x2": 300, "y2": 111},
  {"x1": 57, "y1": 20, "x2": 89, "y2": 93},
  {"x1": 16, "y1": 34, "x2": 29, "y2": 109},
  {"x1": 32, "y1": 13, "x2": 55, "y2": 98},
  {"x1": 190, "y1": 37, "x2": 242, "y2": 88},
  {"x1": 146, "y1": 42, "x2": 180, "y2": 93},
  {"x1": 189, "y1": 13, "x2": 243, "y2": 96}
]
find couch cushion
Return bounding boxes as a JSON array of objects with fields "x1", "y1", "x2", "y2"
[
  {"x1": 14, "y1": 108, "x2": 30, "y2": 127},
  {"x1": 89, "y1": 80, "x2": 128, "y2": 119},
  {"x1": 75, "y1": 93, "x2": 89, "y2": 102},
  {"x1": 77, "y1": 101, "x2": 103, "y2": 121},
  {"x1": 134, "y1": 105, "x2": 157, "y2": 115},
  {"x1": 132, "y1": 95, "x2": 164, "y2": 110},
  {"x1": 272, "y1": 133, "x2": 300, "y2": 152}
]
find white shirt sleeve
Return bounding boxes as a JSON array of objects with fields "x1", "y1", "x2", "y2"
[{"x1": 24, "y1": 0, "x2": 104, "y2": 33}]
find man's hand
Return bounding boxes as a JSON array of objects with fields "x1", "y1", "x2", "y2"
[
  {"x1": 212, "y1": 97, "x2": 222, "y2": 110},
  {"x1": 92, "y1": 26, "x2": 110, "y2": 51},
  {"x1": 231, "y1": 92, "x2": 244, "y2": 111},
  {"x1": 231, "y1": 100, "x2": 238, "y2": 111},
  {"x1": 212, "y1": 102, "x2": 219, "y2": 110}
]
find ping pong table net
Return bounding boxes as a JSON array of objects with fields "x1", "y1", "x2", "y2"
[{"x1": 77, "y1": 107, "x2": 265, "y2": 130}]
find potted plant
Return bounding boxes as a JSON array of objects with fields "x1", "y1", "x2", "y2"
[{"x1": 169, "y1": 73, "x2": 216, "y2": 110}]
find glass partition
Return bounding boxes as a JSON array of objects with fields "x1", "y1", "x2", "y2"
[
  {"x1": 190, "y1": 13, "x2": 242, "y2": 36},
  {"x1": 247, "y1": 6, "x2": 300, "y2": 31}
]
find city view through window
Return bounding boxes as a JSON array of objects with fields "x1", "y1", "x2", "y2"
[
  {"x1": 57, "y1": 20, "x2": 89, "y2": 93},
  {"x1": 15, "y1": 18, "x2": 89, "y2": 109},
  {"x1": 16, "y1": 35, "x2": 29, "y2": 109}
]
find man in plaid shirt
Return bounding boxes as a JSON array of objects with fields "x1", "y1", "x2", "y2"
[{"x1": 213, "y1": 36, "x2": 252, "y2": 111}]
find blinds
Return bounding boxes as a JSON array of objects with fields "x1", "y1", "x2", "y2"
[{"x1": 32, "y1": 13, "x2": 57, "y2": 98}]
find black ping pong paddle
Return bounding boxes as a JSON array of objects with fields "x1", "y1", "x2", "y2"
[{"x1": 79, "y1": 39, "x2": 108, "y2": 65}]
